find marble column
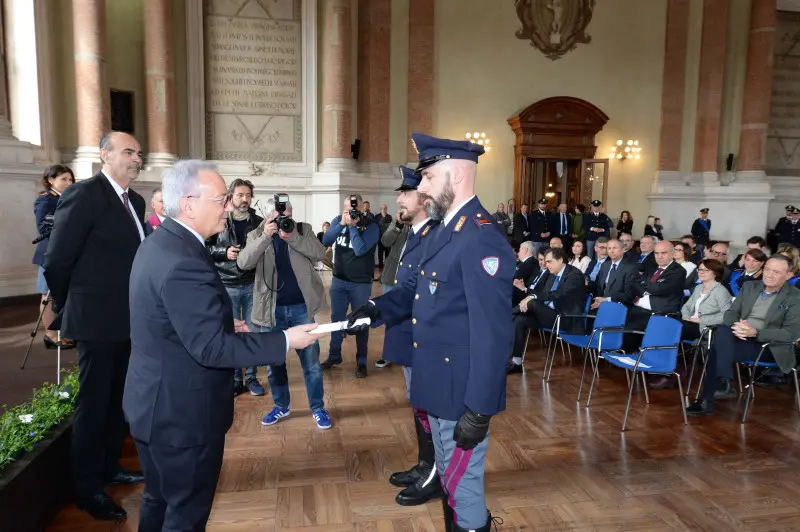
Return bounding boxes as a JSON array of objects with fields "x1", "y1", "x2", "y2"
[
  {"x1": 655, "y1": 0, "x2": 690, "y2": 183},
  {"x1": 72, "y1": 0, "x2": 109, "y2": 174},
  {"x1": 736, "y1": 0, "x2": 777, "y2": 182},
  {"x1": 357, "y1": 0, "x2": 391, "y2": 164},
  {"x1": 691, "y1": 0, "x2": 729, "y2": 183},
  {"x1": 407, "y1": 0, "x2": 434, "y2": 162},
  {"x1": 0, "y1": 6, "x2": 13, "y2": 139},
  {"x1": 320, "y1": 0, "x2": 355, "y2": 171},
  {"x1": 143, "y1": 0, "x2": 177, "y2": 167}
]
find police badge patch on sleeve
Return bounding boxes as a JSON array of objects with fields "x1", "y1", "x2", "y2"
[{"x1": 481, "y1": 256, "x2": 499, "y2": 276}]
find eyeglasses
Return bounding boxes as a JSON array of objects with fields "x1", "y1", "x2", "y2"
[
  {"x1": 186, "y1": 194, "x2": 231, "y2": 206},
  {"x1": 698, "y1": 267, "x2": 710, "y2": 273},
  {"x1": 709, "y1": 249, "x2": 727, "y2": 256}
]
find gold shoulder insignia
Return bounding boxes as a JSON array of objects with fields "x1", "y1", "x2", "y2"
[
  {"x1": 421, "y1": 225, "x2": 431, "y2": 236},
  {"x1": 454, "y1": 216, "x2": 467, "y2": 232}
]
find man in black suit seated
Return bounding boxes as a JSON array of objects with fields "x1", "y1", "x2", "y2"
[
  {"x1": 507, "y1": 247, "x2": 586, "y2": 374},
  {"x1": 632, "y1": 235, "x2": 658, "y2": 272},
  {"x1": 514, "y1": 240, "x2": 539, "y2": 287},
  {"x1": 585, "y1": 237, "x2": 610, "y2": 293},
  {"x1": 685, "y1": 240, "x2": 733, "y2": 291},
  {"x1": 124, "y1": 160, "x2": 318, "y2": 530},
  {"x1": 619, "y1": 232, "x2": 636, "y2": 263},
  {"x1": 44, "y1": 131, "x2": 148, "y2": 520},
  {"x1": 591, "y1": 239, "x2": 638, "y2": 310},
  {"x1": 624, "y1": 240, "x2": 687, "y2": 349},
  {"x1": 513, "y1": 248, "x2": 549, "y2": 307}
]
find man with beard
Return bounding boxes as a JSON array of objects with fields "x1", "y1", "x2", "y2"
[
  {"x1": 206, "y1": 179, "x2": 265, "y2": 396},
  {"x1": 376, "y1": 166, "x2": 441, "y2": 505},
  {"x1": 44, "y1": 131, "x2": 147, "y2": 520},
  {"x1": 344, "y1": 133, "x2": 514, "y2": 532}
]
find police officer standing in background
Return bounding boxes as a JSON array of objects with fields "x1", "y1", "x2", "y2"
[
  {"x1": 774, "y1": 205, "x2": 800, "y2": 248},
  {"x1": 345, "y1": 133, "x2": 514, "y2": 532},
  {"x1": 691, "y1": 207, "x2": 711, "y2": 257},
  {"x1": 379, "y1": 165, "x2": 441, "y2": 506},
  {"x1": 583, "y1": 199, "x2": 611, "y2": 259}
]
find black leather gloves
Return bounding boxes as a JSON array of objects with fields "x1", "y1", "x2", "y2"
[
  {"x1": 453, "y1": 409, "x2": 492, "y2": 450},
  {"x1": 344, "y1": 302, "x2": 381, "y2": 334}
]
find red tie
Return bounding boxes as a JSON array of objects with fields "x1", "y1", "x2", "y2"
[{"x1": 635, "y1": 268, "x2": 663, "y2": 304}]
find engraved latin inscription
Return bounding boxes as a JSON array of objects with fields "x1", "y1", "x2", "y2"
[
  {"x1": 768, "y1": 11, "x2": 800, "y2": 171},
  {"x1": 204, "y1": 0, "x2": 302, "y2": 162}
]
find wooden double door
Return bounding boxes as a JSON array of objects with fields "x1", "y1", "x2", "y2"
[{"x1": 517, "y1": 157, "x2": 608, "y2": 211}]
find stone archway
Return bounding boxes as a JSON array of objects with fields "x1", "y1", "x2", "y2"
[{"x1": 507, "y1": 97, "x2": 609, "y2": 209}]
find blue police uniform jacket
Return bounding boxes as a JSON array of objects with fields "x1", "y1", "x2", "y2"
[
  {"x1": 32, "y1": 190, "x2": 60, "y2": 266},
  {"x1": 373, "y1": 196, "x2": 515, "y2": 421},
  {"x1": 382, "y1": 219, "x2": 439, "y2": 367},
  {"x1": 583, "y1": 211, "x2": 611, "y2": 239}
]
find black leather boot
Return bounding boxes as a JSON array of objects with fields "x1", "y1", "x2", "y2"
[
  {"x1": 441, "y1": 489, "x2": 454, "y2": 532},
  {"x1": 389, "y1": 413, "x2": 432, "y2": 487},
  {"x1": 452, "y1": 510, "x2": 496, "y2": 532},
  {"x1": 395, "y1": 459, "x2": 441, "y2": 505}
]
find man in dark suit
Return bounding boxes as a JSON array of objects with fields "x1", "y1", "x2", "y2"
[
  {"x1": 550, "y1": 203, "x2": 572, "y2": 251},
  {"x1": 514, "y1": 241, "x2": 539, "y2": 286},
  {"x1": 43, "y1": 131, "x2": 147, "y2": 520},
  {"x1": 624, "y1": 240, "x2": 687, "y2": 349},
  {"x1": 591, "y1": 239, "x2": 638, "y2": 309},
  {"x1": 687, "y1": 255, "x2": 800, "y2": 416},
  {"x1": 125, "y1": 160, "x2": 318, "y2": 530},
  {"x1": 508, "y1": 247, "x2": 586, "y2": 373},
  {"x1": 512, "y1": 202, "x2": 532, "y2": 246},
  {"x1": 632, "y1": 235, "x2": 657, "y2": 272}
]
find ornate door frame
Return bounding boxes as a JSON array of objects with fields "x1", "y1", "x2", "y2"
[{"x1": 507, "y1": 96, "x2": 609, "y2": 208}]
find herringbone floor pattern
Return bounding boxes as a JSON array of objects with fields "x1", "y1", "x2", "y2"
[{"x1": 47, "y1": 283, "x2": 800, "y2": 531}]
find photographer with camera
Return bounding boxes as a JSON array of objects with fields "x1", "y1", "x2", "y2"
[
  {"x1": 32, "y1": 164, "x2": 76, "y2": 350},
  {"x1": 206, "y1": 178, "x2": 265, "y2": 396},
  {"x1": 321, "y1": 194, "x2": 380, "y2": 377},
  {"x1": 236, "y1": 194, "x2": 332, "y2": 429}
]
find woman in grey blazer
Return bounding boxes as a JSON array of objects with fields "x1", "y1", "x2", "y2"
[{"x1": 681, "y1": 259, "x2": 733, "y2": 340}]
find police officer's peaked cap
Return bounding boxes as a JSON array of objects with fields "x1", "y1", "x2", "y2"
[
  {"x1": 590, "y1": 200, "x2": 602, "y2": 207},
  {"x1": 786, "y1": 205, "x2": 795, "y2": 211},
  {"x1": 396, "y1": 165, "x2": 421, "y2": 192},
  {"x1": 700, "y1": 208, "x2": 709, "y2": 213},
  {"x1": 792, "y1": 207, "x2": 800, "y2": 214},
  {"x1": 411, "y1": 132, "x2": 485, "y2": 173},
  {"x1": 537, "y1": 198, "x2": 548, "y2": 205}
]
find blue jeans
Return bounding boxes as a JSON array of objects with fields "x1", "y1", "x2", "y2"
[
  {"x1": 258, "y1": 304, "x2": 324, "y2": 412},
  {"x1": 329, "y1": 277, "x2": 373, "y2": 366},
  {"x1": 226, "y1": 283, "x2": 257, "y2": 382}
]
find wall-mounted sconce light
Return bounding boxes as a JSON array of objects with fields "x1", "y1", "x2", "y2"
[
  {"x1": 465, "y1": 132, "x2": 491, "y2": 151},
  {"x1": 610, "y1": 139, "x2": 641, "y2": 160}
]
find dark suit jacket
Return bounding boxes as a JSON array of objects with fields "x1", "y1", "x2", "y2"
[
  {"x1": 514, "y1": 257, "x2": 538, "y2": 285},
  {"x1": 124, "y1": 218, "x2": 288, "y2": 447},
  {"x1": 532, "y1": 264, "x2": 587, "y2": 333},
  {"x1": 43, "y1": 172, "x2": 145, "y2": 342},
  {"x1": 550, "y1": 211, "x2": 572, "y2": 237},
  {"x1": 633, "y1": 261, "x2": 687, "y2": 315},
  {"x1": 723, "y1": 281, "x2": 800, "y2": 373},
  {"x1": 512, "y1": 212, "x2": 531, "y2": 243},
  {"x1": 32, "y1": 190, "x2": 60, "y2": 266},
  {"x1": 631, "y1": 251, "x2": 657, "y2": 273},
  {"x1": 595, "y1": 259, "x2": 638, "y2": 306}
]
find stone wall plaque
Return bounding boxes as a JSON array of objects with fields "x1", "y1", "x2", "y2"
[
  {"x1": 768, "y1": 11, "x2": 800, "y2": 173},
  {"x1": 204, "y1": 0, "x2": 303, "y2": 162}
]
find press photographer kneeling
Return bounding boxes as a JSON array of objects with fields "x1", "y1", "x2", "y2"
[{"x1": 237, "y1": 194, "x2": 332, "y2": 429}]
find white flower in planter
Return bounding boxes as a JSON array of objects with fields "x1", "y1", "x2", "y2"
[
  {"x1": 59, "y1": 391, "x2": 70, "y2": 399},
  {"x1": 18, "y1": 414, "x2": 33, "y2": 423}
]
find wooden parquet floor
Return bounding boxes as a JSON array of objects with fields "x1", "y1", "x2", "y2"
[{"x1": 47, "y1": 280, "x2": 800, "y2": 531}]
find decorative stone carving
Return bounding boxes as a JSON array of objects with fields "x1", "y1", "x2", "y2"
[
  {"x1": 514, "y1": 0, "x2": 595, "y2": 60},
  {"x1": 768, "y1": 10, "x2": 800, "y2": 173}
]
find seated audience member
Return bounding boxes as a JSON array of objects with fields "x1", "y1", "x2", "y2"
[
  {"x1": 729, "y1": 236, "x2": 768, "y2": 268},
  {"x1": 633, "y1": 235, "x2": 657, "y2": 272},
  {"x1": 776, "y1": 243, "x2": 800, "y2": 286},
  {"x1": 673, "y1": 242, "x2": 697, "y2": 280},
  {"x1": 507, "y1": 247, "x2": 586, "y2": 374},
  {"x1": 568, "y1": 240, "x2": 591, "y2": 273},
  {"x1": 687, "y1": 255, "x2": 800, "y2": 416},
  {"x1": 624, "y1": 241, "x2": 687, "y2": 348},
  {"x1": 549, "y1": 236, "x2": 563, "y2": 249},
  {"x1": 590, "y1": 239, "x2": 638, "y2": 310},
  {"x1": 514, "y1": 241, "x2": 539, "y2": 286},
  {"x1": 619, "y1": 232, "x2": 636, "y2": 263},
  {"x1": 682, "y1": 234, "x2": 702, "y2": 264},
  {"x1": 729, "y1": 249, "x2": 767, "y2": 297},
  {"x1": 585, "y1": 237, "x2": 610, "y2": 291},
  {"x1": 686, "y1": 241, "x2": 733, "y2": 290},
  {"x1": 513, "y1": 248, "x2": 548, "y2": 307}
]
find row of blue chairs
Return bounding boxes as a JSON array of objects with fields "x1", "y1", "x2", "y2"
[{"x1": 528, "y1": 300, "x2": 800, "y2": 431}]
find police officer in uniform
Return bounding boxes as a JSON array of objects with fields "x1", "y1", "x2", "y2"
[
  {"x1": 691, "y1": 208, "x2": 711, "y2": 256},
  {"x1": 775, "y1": 205, "x2": 800, "y2": 247},
  {"x1": 345, "y1": 133, "x2": 514, "y2": 532},
  {"x1": 530, "y1": 198, "x2": 551, "y2": 251},
  {"x1": 583, "y1": 200, "x2": 611, "y2": 259},
  {"x1": 382, "y1": 165, "x2": 441, "y2": 506}
]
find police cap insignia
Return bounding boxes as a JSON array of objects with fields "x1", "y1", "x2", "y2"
[
  {"x1": 700, "y1": 208, "x2": 709, "y2": 213},
  {"x1": 454, "y1": 216, "x2": 467, "y2": 232},
  {"x1": 590, "y1": 200, "x2": 602, "y2": 207},
  {"x1": 482, "y1": 256, "x2": 499, "y2": 276}
]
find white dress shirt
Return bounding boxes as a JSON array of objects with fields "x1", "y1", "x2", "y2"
[
  {"x1": 443, "y1": 196, "x2": 477, "y2": 227},
  {"x1": 102, "y1": 170, "x2": 145, "y2": 242}
]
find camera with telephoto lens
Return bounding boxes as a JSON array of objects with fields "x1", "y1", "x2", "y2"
[
  {"x1": 273, "y1": 194, "x2": 295, "y2": 233},
  {"x1": 32, "y1": 214, "x2": 54, "y2": 244},
  {"x1": 348, "y1": 195, "x2": 361, "y2": 221}
]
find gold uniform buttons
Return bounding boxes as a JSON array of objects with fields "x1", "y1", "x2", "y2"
[
  {"x1": 415, "y1": 294, "x2": 420, "y2": 300},
  {"x1": 394, "y1": 279, "x2": 398, "y2": 284},
  {"x1": 432, "y1": 272, "x2": 437, "y2": 277},
  {"x1": 413, "y1": 342, "x2": 418, "y2": 348},
  {"x1": 444, "y1": 357, "x2": 450, "y2": 362},
  {"x1": 412, "y1": 318, "x2": 417, "y2": 324},
  {"x1": 421, "y1": 270, "x2": 425, "y2": 276}
]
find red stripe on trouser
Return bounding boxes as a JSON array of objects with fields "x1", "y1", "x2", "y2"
[
  {"x1": 414, "y1": 409, "x2": 431, "y2": 433},
  {"x1": 442, "y1": 446, "x2": 473, "y2": 525}
]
